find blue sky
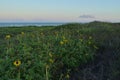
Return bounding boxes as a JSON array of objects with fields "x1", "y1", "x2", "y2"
[{"x1": 0, "y1": 0, "x2": 120, "y2": 22}]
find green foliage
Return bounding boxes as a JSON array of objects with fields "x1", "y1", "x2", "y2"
[{"x1": 0, "y1": 22, "x2": 120, "y2": 80}]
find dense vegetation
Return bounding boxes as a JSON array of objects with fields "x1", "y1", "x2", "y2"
[{"x1": 0, "y1": 21, "x2": 120, "y2": 80}]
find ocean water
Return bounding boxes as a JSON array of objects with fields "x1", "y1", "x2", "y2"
[{"x1": 0, "y1": 23, "x2": 65, "y2": 27}]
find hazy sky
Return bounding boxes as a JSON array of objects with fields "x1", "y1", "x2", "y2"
[{"x1": 0, "y1": 0, "x2": 120, "y2": 22}]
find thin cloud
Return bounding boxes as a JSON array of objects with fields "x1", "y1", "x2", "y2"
[{"x1": 79, "y1": 15, "x2": 95, "y2": 18}]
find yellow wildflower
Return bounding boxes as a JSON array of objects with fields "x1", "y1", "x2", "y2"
[
  {"x1": 80, "y1": 39, "x2": 83, "y2": 42},
  {"x1": 49, "y1": 53, "x2": 52, "y2": 57},
  {"x1": 49, "y1": 59, "x2": 54, "y2": 63},
  {"x1": 63, "y1": 39, "x2": 68, "y2": 43},
  {"x1": 5, "y1": 35, "x2": 11, "y2": 39},
  {"x1": 62, "y1": 36, "x2": 65, "y2": 39},
  {"x1": 13, "y1": 60, "x2": 21, "y2": 67},
  {"x1": 89, "y1": 36, "x2": 92, "y2": 39},
  {"x1": 66, "y1": 74, "x2": 70, "y2": 79},
  {"x1": 21, "y1": 32, "x2": 25, "y2": 35},
  {"x1": 60, "y1": 41, "x2": 64, "y2": 45}
]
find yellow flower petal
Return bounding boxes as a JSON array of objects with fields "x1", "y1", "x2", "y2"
[
  {"x1": 13, "y1": 60, "x2": 21, "y2": 67},
  {"x1": 49, "y1": 59, "x2": 54, "y2": 63},
  {"x1": 60, "y1": 41, "x2": 64, "y2": 45},
  {"x1": 66, "y1": 74, "x2": 70, "y2": 79},
  {"x1": 21, "y1": 32, "x2": 25, "y2": 35},
  {"x1": 5, "y1": 35, "x2": 11, "y2": 39},
  {"x1": 49, "y1": 53, "x2": 52, "y2": 57}
]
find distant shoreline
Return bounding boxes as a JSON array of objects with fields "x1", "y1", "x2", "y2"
[
  {"x1": 0, "y1": 22, "x2": 67, "y2": 27},
  {"x1": 0, "y1": 21, "x2": 120, "y2": 27}
]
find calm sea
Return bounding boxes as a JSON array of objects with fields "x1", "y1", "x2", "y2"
[{"x1": 0, "y1": 23, "x2": 65, "y2": 27}]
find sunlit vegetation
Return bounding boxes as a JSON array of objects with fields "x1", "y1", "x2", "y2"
[{"x1": 0, "y1": 21, "x2": 120, "y2": 80}]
